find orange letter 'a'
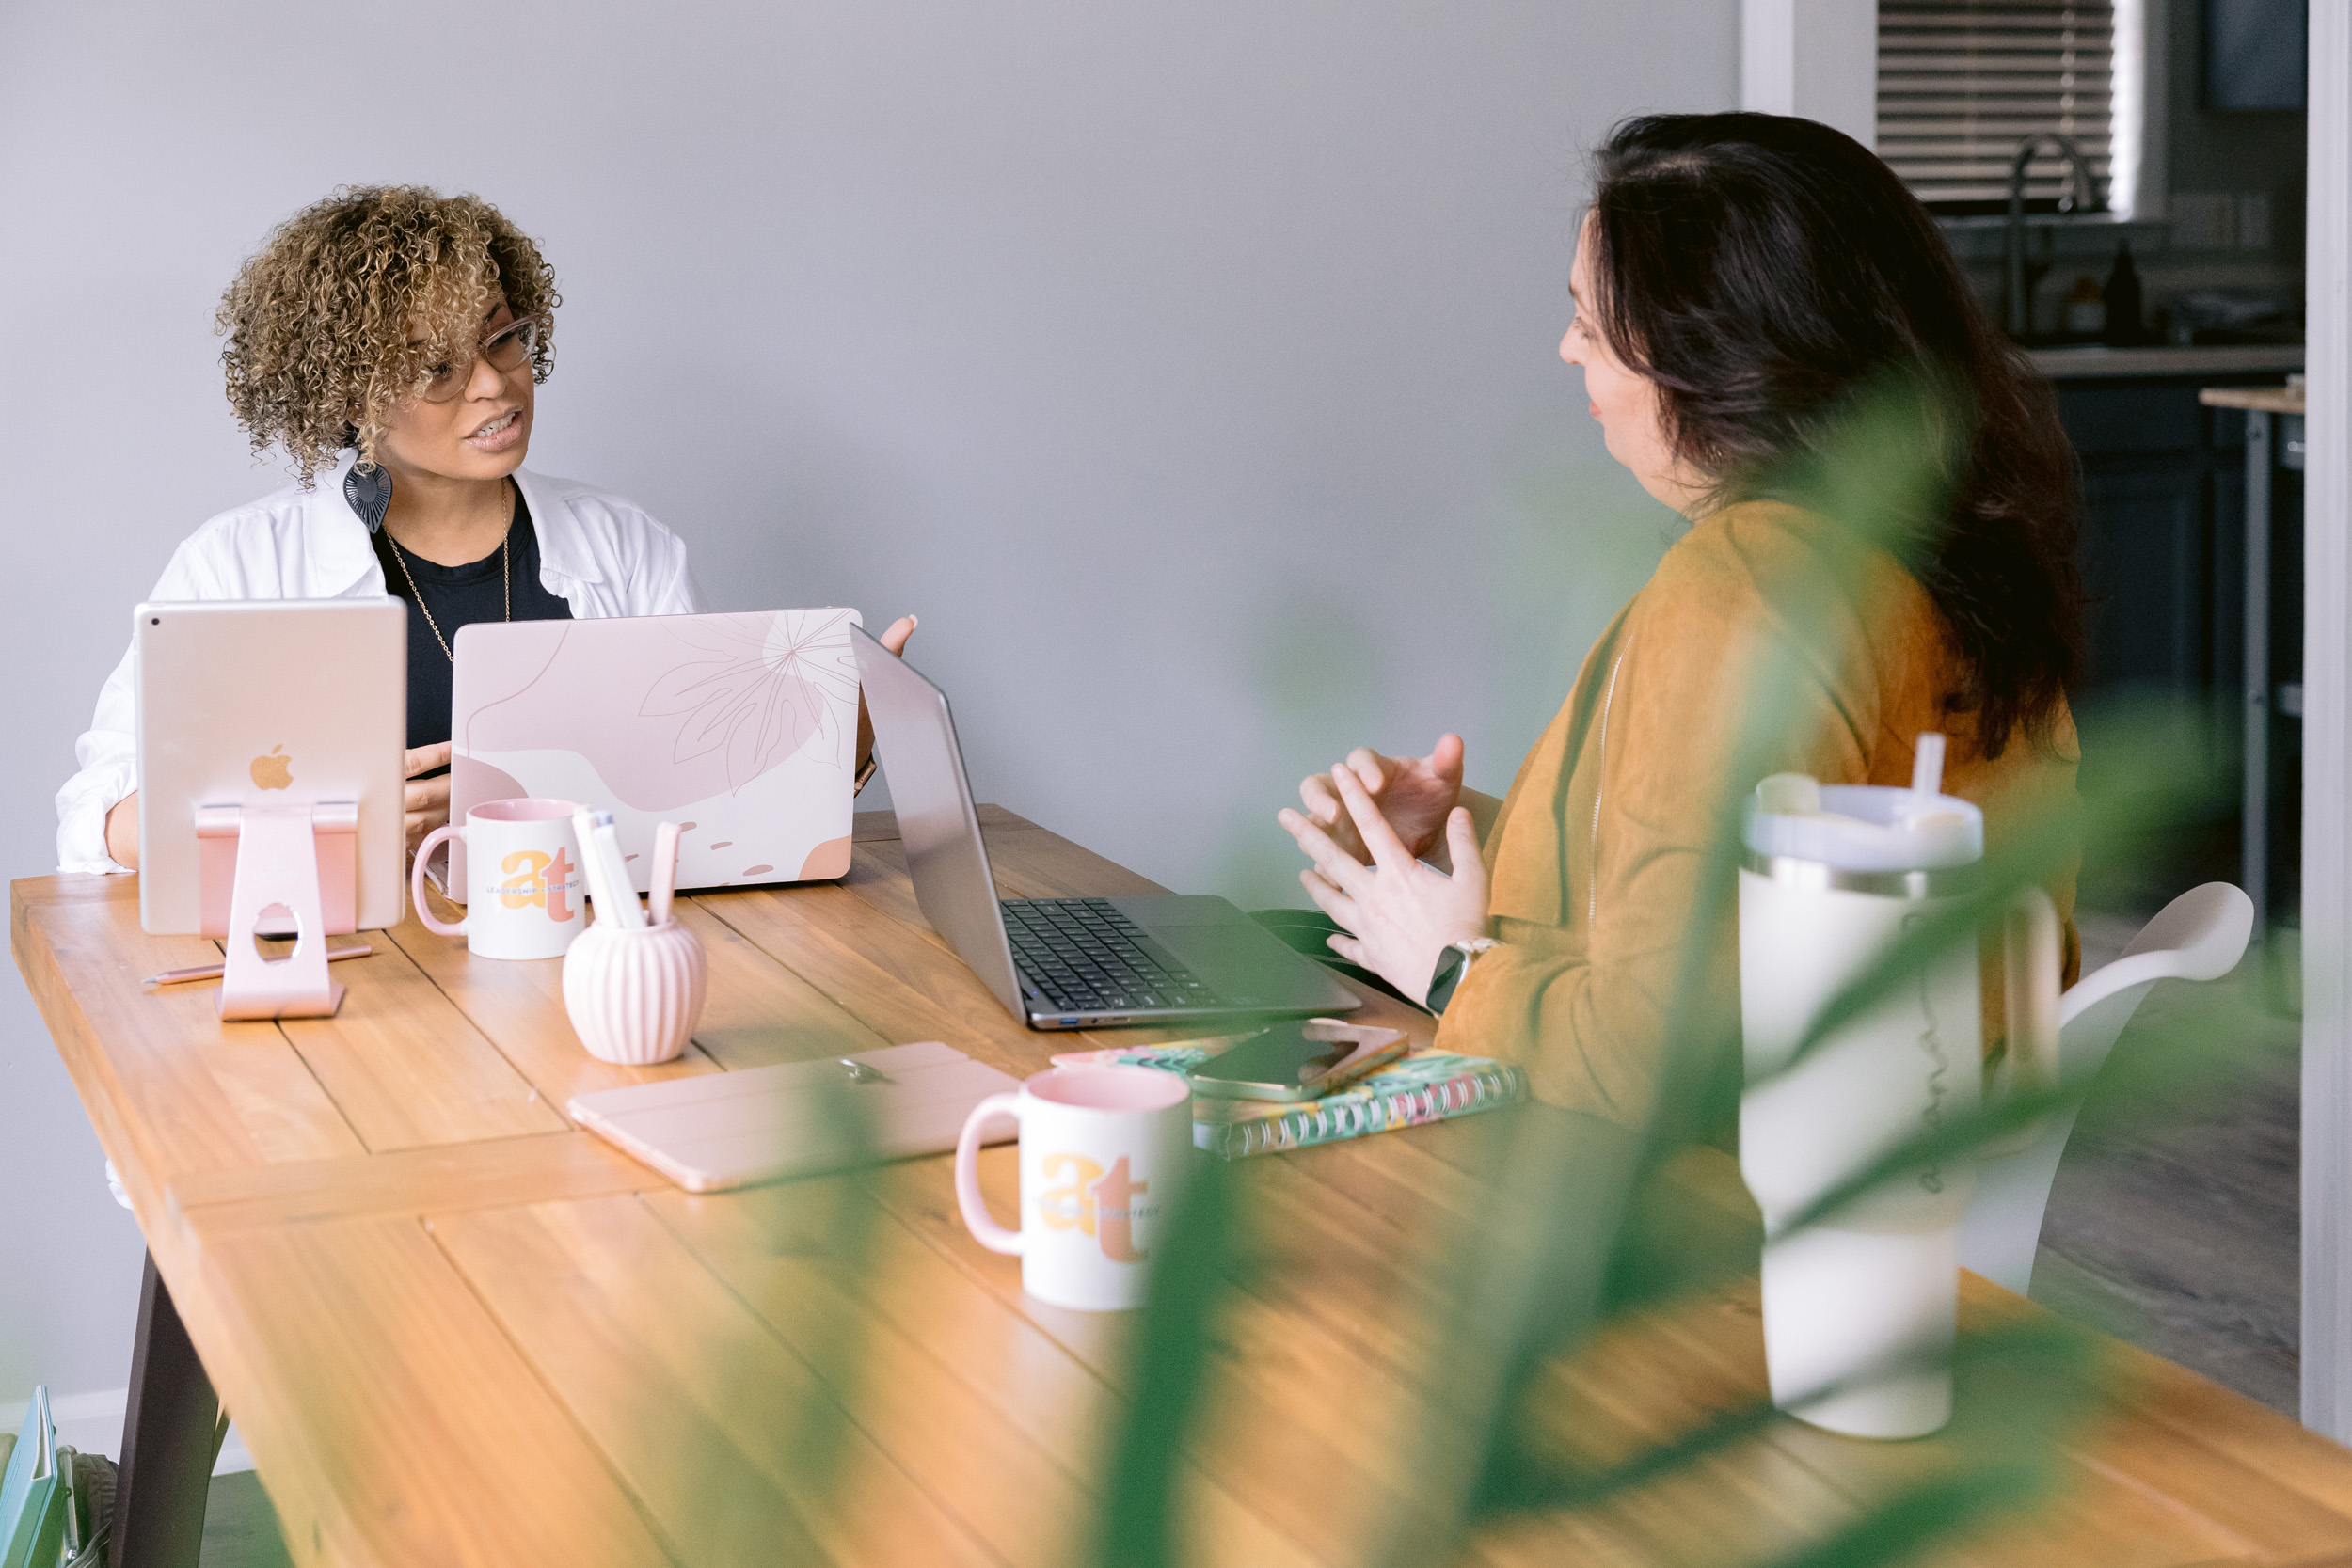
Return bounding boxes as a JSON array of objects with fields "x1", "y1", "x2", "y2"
[
  {"x1": 1037, "y1": 1153, "x2": 1102, "y2": 1235},
  {"x1": 499, "y1": 849, "x2": 552, "y2": 910}
]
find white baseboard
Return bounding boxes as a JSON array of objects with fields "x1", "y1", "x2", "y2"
[{"x1": 2, "y1": 1388, "x2": 254, "y2": 1476}]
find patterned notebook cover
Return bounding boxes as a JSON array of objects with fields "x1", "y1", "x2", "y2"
[{"x1": 1056, "y1": 1042, "x2": 1528, "y2": 1160}]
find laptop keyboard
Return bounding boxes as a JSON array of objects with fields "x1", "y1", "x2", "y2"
[{"x1": 1002, "y1": 897, "x2": 1224, "y2": 1015}]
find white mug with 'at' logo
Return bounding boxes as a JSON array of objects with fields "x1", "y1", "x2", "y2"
[
  {"x1": 954, "y1": 1065, "x2": 1194, "y2": 1310},
  {"x1": 411, "y1": 798, "x2": 589, "y2": 960}
]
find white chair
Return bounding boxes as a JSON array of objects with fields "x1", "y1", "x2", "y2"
[{"x1": 1956, "y1": 881, "x2": 2256, "y2": 1294}]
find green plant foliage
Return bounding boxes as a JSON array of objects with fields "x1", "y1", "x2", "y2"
[
  {"x1": 1088, "y1": 1152, "x2": 1251, "y2": 1568},
  {"x1": 691, "y1": 381, "x2": 2271, "y2": 1566},
  {"x1": 1054, "y1": 382, "x2": 2272, "y2": 1564}
]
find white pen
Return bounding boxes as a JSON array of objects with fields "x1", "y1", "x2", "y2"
[
  {"x1": 591, "y1": 810, "x2": 646, "y2": 928},
  {"x1": 572, "y1": 808, "x2": 619, "y2": 927},
  {"x1": 651, "y1": 820, "x2": 681, "y2": 927}
]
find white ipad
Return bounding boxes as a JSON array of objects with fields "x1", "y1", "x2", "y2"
[
  {"x1": 566, "y1": 1042, "x2": 1023, "y2": 1192},
  {"x1": 135, "y1": 599, "x2": 408, "y2": 935}
]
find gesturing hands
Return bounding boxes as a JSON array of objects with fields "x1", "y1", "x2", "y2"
[
  {"x1": 1279, "y1": 758, "x2": 1490, "y2": 1006},
  {"x1": 405, "y1": 742, "x2": 453, "y2": 856},
  {"x1": 1298, "y1": 735, "x2": 1466, "y2": 867}
]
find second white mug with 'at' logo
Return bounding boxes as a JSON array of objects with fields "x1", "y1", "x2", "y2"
[
  {"x1": 411, "y1": 798, "x2": 589, "y2": 960},
  {"x1": 954, "y1": 1066, "x2": 1194, "y2": 1310}
]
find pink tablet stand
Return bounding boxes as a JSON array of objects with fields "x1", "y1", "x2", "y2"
[{"x1": 196, "y1": 801, "x2": 357, "y2": 1020}]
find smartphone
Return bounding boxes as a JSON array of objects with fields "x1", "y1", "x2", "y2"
[{"x1": 1189, "y1": 1022, "x2": 1406, "y2": 1102}]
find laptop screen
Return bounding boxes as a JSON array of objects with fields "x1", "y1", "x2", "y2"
[{"x1": 849, "y1": 626, "x2": 1025, "y2": 1016}]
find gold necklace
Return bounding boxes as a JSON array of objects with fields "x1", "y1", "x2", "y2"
[{"x1": 388, "y1": 515, "x2": 512, "y2": 663}]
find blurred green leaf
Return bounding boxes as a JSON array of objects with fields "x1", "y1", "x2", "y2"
[
  {"x1": 1091, "y1": 1152, "x2": 1245, "y2": 1568},
  {"x1": 960, "y1": 381, "x2": 2265, "y2": 1567},
  {"x1": 1758, "y1": 1465, "x2": 2044, "y2": 1568}
]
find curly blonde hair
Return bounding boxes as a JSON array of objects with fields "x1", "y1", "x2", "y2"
[{"x1": 216, "y1": 186, "x2": 560, "y2": 483}]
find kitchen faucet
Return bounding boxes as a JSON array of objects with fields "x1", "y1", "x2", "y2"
[{"x1": 2004, "y1": 133, "x2": 2105, "y2": 339}]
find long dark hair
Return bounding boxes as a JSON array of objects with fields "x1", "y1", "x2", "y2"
[{"x1": 1586, "y1": 112, "x2": 2082, "y2": 758}]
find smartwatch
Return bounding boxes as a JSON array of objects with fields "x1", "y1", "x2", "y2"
[{"x1": 1424, "y1": 936, "x2": 1499, "y2": 1014}]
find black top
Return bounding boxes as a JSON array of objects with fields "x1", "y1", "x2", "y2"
[{"x1": 372, "y1": 484, "x2": 573, "y2": 752}]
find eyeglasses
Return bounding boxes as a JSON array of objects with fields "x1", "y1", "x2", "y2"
[{"x1": 419, "y1": 314, "x2": 545, "y2": 404}]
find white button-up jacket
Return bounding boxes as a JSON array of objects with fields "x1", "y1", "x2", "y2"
[{"x1": 56, "y1": 455, "x2": 704, "y2": 873}]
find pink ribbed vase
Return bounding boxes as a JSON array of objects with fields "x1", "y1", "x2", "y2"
[{"x1": 562, "y1": 918, "x2": 708, "y2": 1066}]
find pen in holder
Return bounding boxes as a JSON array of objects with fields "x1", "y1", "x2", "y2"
[{"x1": 563, "y1": 814, "x2": 707, "y2": 1066}]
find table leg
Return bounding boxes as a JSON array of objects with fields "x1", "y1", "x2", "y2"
[
  {"x1": 112, "y1": 1252, "x2": 217, "y2": 1568},
  {"x1": 2247, "y1": 408, "x2": 2274, "y2": 938}
]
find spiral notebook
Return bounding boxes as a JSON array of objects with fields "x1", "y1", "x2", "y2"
[{"x1": 1050, "y1": 1041, "x2": 1528, "y2": 1160}]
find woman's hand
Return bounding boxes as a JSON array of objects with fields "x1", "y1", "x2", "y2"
[
  {"x1": 856, "y1": 614, "x2": 919, "y2": 779},
  {"x1": 105, "y1": 792, "x2": 141, "y2": 871},
  {"x1": 1279, "y1": 759, "x2": 1490, "y2": 1006},
  {"x1": 1298, "y1": 734, "x2": 1465, "y2": 866},
  {"x1": 405, "y1": 742, "x2": 453, "y2": 856}
]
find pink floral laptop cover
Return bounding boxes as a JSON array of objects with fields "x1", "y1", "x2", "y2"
[{"x1": 447, "y1": 609, "x2": 862, "y2": 895}]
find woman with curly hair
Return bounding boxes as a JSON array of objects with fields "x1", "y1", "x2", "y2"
[{"x1": 57, "y1": 186, "x2": 910, "y2": 874}]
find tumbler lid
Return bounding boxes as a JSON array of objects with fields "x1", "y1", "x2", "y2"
[{"x1": 1742, "y1": 772, "x2": 1983, "y2": 873}]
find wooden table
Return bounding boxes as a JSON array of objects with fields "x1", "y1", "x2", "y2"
[
  {"x1": 18, "y1": 807, "x2": 2352, "y2": 1566},
  {"x1": 2201, "y1": 382, "x2": 2309, "y2": 944}
]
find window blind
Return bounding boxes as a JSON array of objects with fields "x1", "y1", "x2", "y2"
[{"x1": 1877, "y1": 1, "x2": 2117, "y2": 212}]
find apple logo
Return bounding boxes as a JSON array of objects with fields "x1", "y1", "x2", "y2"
[{"x1": 250, "y1": 745, "x2": 293, "y2": 791}]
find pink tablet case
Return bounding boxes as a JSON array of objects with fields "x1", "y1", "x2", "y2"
[
  {"x1": 449, "y1": 608, "x2": 862, "y2": 894},
  {"x1": 567, "y1": 1042, "x2": 1023, "y2": 1192}
]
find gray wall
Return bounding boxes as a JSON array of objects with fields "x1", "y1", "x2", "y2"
[{"x1": 0, "y1": 2, "x2": 1731, "y2": 1405}]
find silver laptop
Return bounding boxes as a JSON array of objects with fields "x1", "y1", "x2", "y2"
[{"x1": 850, "y1": 627, "x2": 1361, "y2": 1030}]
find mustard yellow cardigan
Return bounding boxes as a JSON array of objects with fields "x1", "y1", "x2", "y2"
[{"x1": 1435, "y1": 499, "x2": 2082, "y2": 1126}]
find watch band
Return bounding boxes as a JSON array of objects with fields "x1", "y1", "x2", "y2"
[
  {"x1": 854, "y1": 753, "x2": 880, "y2": 797},
  {"x1": 1424, "y1": 947, "x2": 1468, "y2": 1013},
  {"x1": 1423, "y1": 937, "x2": 1499, "y2": 1014}
]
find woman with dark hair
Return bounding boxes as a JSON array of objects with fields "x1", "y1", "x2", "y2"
[{"x1": 1276, "y1": 111, "x2": 2084, "y2": 1126}]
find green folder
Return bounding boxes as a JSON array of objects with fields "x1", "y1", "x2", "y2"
[{"x1": 0, "y1": 1388, "x2": 68, "y2": 1568}]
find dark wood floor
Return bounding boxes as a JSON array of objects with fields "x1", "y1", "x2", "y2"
[{"x1": 2030, "y1": 915, "x2": 2301, "y2": 1415}]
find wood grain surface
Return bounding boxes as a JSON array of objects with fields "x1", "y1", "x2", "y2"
[{"x1": 16, "y1": 809, "x2": 2352, "y2": 1566}]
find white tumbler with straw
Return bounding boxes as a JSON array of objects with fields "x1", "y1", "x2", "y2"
[{"x1": 1739, "y1": 734, "x2": 2058, "y2": 1439}]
